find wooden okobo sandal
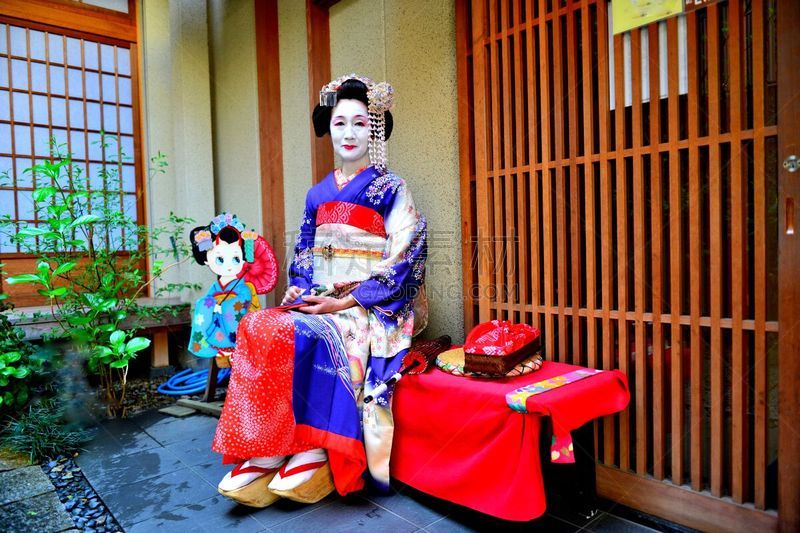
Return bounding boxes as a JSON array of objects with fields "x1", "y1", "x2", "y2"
[
  {"x1": 218, "y1": 463, "x2": 282, "y2": 508},
  {"x1": 268, "y1": 461, "x2": 334, "y2": 504}
]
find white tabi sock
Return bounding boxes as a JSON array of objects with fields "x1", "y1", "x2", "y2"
[
  {"x1": 218, "y1": 455, "x2": 286, "y2": 492},
  {"x1": 268, "y1": 448, "x2": 328, "y2": 491}
]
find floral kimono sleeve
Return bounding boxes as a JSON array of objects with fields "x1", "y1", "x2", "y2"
[
  {"x1": 288, "y1": 193, "x2": 317, "y2": 293},
  {"x1": 351, "y1": 182, "x2": 427, "y2": 316}
]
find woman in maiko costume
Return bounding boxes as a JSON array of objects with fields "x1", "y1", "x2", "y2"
[{"x1": 213, "y1": 75, "x2": 428, "y2": 507}]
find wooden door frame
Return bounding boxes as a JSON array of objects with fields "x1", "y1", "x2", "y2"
[
  {"x1": 306, "y1": 0, "x2": 338, "y2": 184},
  {"x1": 777, "y1": 0, "x2": 800, "y2": 530}
]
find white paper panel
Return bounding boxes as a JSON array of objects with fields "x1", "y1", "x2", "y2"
[
  {"x1": 0, "y1": 157, "x2": 11, "y2": 178},
  {"x1": 9, "y1": 26, "x2": 27, "y2": 57},
  {"x1": 14, "y1": 125, "x2": 31, "y2": 155},
  {"x1": 29, "y1": 30, "x2": 45, "y2": 61},
  {"x1": 117, "y1": 48, "x2": 130, "y2": 76},
  {"x1": 84, "y1": 41, "x2": 98, "y2": 71},
  {"x1": 51, "y1": 97, "x2": 67, "y2": 128},
  {"x1": 82, "y1": 0, "x2": 129, "y2": 14},
  {"x1": 119, "y1": 106, "x2": 132, "y2": 134},
  {"x1": 49, "y1": 65, "x2": 65, "y2": 96},
  {"x1": 69, "y1": 99, "x2": 84, "y2": 129},
  {"x1": 86, "y1": 102, "x2": 101, "y2": 131},
  {"x1": 15, "y1": 158, "x2": 33, "y2": 188},
  {"x1": 102, "y1": 73, "x2": 116, "y2": 101},
  {"x1": 11, "y1": 59, "x2": 28, "y2": 90},
  {"x1": 32, "y1": 94, "x2": 48, "y2": 124},
  {"x1": 12, "y1": 92, "x2": 29, "y2": 122},
  {"x1": 0, "y1": 90, "x2": 7, "y2": 121},
  {"x1": 69, "y1": 130, "x2": 86, "y2": 159},
  {"x1": 118, "y1": 77, "x2": 131, "y2": 105},
  {"x1": 0, "y1": 25, "x2": 7, "y2": 55},
  {"x1": 30, "y1": 62, "x2": 46, "y2": 93},
  {"x1": 48, "y1": 34, "x2": 64, "y2": 64},
  {"x1": 0, "y1": 124, "x2": 10, "y2": 153},
  {"x1": 51, "y1": 129, "x2": 68, "y2": 155},
  {"x1": 120, "y1": 136, "x2": 134, "y2": 160},
  {"x1": 121, "y1": 164, "x2": 135, "y2": 192},
  {"x1": 87, "y1": 132, "x2": 103, "y2": 160},
  {"x1": 68, "y1": 68, "x2": 83, "y2": 98},
  {"x1": 89, "y1": 162, "x2": 105, "y2": 190},
  {"x1": 33, "y1": 127, "x2": 51, "y2": 156},
  {"x1": 0, "y1": 58, "x2": 7, "y2": 88},
  {"x1": 85, "y1": 71, "x2": 100, "y2": 100},
  {"x1": 17, "y1": 190, "x2": 34, "y2": 220},
  {"x1": 103, "y1": 104, "x2": 117, "y2": 132},
  {"x1": 0, "y1": 190, "x2": 15, "y2": 218},
  {"x1": 100, "y1": 44, "x2": 115, "y2": 72},
  {"x1": 66, "y1": 37, "x2": 82, "y2": 67}
]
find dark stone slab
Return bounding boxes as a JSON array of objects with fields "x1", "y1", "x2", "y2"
[
  {"x1": 97, "y1": 467, "x2": 217, "y2": 528},
  {"x1": 270, "y1": 495, "x2": 417, "y2": 533},
  {"x1": 584, "y1": 512, "x2": 659, "y2": 533},
  {"x1": 158, "y1": 405, "x2": 196, "y2": 418},
  {"x1": 187, "y1": 460, "x2": 230, "y2": 489},
  {"x1": 126, "y1": 495, "x2": 263, "y2": 533},
  {"x1": 425, "y1": 510, "x2": 582, "y2": 532},
  {"x1": 247, "y1": 494, "x2": 338, "y2": 528},
  {"x1": 138, "y1": 414, "x2": 219, "y2": 447},
  {"x1": 0, "y1": 466, "x2": 54, "y2": 505},
  {"x1": 0, "y1": 490, "x2": 75, "y2": 532},
  {"x1": 164, "y1": 437, "x2": 221, "y2": 468},
  {"x1": 77, "y1": 445, "x2": 184, "y2": 493},
  {"x1": 81, "y1": 419, "x2": 161, "y2": 460},
  {"x1": 364, "y1": 485, "x2": 449, "y2": 528}
]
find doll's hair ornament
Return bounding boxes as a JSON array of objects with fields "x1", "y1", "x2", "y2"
[
  {"x1": 319, "y1": 73, "x2": 395, "y2": 172},
  {"x1": 210, "y1": 212, "x2": 245, "y2": 236},
  {"x1": 193, "y1": 230, "x2": 213, "y2": 252},
  {"x1": 241, "y1": 230, "x2": 258, "y2": 263}
]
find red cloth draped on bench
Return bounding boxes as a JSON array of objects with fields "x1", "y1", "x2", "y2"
[{"x1": 390, "y1": 360, "x2": 629, "y2": 521}]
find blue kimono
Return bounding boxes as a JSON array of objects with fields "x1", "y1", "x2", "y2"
[{"x1": 189, "y1": 278, "x2": 260, "y2": 358}]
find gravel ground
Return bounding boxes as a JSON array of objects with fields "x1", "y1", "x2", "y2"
[{"x1": 42, "y1": 455, "x2": 122, "y2": 533}]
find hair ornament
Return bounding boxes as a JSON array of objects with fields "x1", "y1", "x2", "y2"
[
  {"x1": 319, "y1": 73, "x2": 395, "y2": 172},
  {"x1": 242, "y1": 230, "x2": 258, "y2": 263},
  {"x1": 194, "y1": 230, "x2": 213, "y2": 252},
  {"x1": 210, "y1": 212, "x2": 245, "y2": 235}
]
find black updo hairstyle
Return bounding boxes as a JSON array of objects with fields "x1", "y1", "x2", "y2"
[
  {"x1": 312, "y1": 79, "x2": 394, "y2": 139},
  {"x1": 189, "y1": 225, "x2": 243, "y2": 266}
]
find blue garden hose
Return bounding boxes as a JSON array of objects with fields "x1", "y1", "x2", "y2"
[{"x1": 157, "y1": 367, "x2": 231, "y2": 396}]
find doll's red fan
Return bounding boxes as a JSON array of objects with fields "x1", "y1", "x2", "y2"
[{"x1": 239, "y1": 236, "x2": 278, "y2": 295}]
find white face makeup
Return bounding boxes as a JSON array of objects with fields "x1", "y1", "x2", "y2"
[
  {"x1": 205, "y1": 240, "x2": 244, "y2": 279},
  {"x1": 329, "y1": 99, "x2": 370, "y2": 165}
]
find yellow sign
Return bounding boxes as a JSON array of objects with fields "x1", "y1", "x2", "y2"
[{"x1": 612, "y1": 0, "x2": 684, "y2": 35}]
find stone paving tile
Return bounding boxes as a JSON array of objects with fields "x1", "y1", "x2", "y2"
[
  {"x1": 269, "y1": 494, "x2": 418, "y2": 533},
  {"x1": 82, "y1": 419, "x2": 161, "y2": 460},
  {"x1": 582, "y1": 512, "x2": 659, "y2": 532},
  {"x1": 0, "y1": 466, "x2": 54, "y2": 505},
  {"x1": 0, "y1": 491, "x2": 75, "y2": 532},
  {"x1": 425, "y1": 510, "x2": 581, "y2": 532},
  {"x1": 0, "y1": 450, "x2": 30, "y2": 472},
  {"x1": 137, "y1": 414, "x2": 220, "y2": 447},
  {"x1": 76, "y1": 445, "x2": 184, "y2": 493},
  {"x1": 98, "y1": 466, "x2": 217, "y2": 529},
  {"x1": 126, "y1": 495, "x2": 263, "y2": 533},
  {"x1": 243, "y1": 493, "x2": 338, "y2": 529},
  {"x1": 363, "y1": 484, "x2": 450, "y2": 529},
  {"x1": 163, "y1": 435, "x2": 221, "y2": 467}
]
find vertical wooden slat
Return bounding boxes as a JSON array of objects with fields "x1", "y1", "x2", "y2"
[
  {"x1": 580, "y1": 0, "x2": 595, "y2": 370},
  {"x1": 525, "y1": 0, "x2": 541, "y2": 331},
  {"x1": 778, "y1": 0, "x2": 800, "y2": 527},
  {"x1": 751, "y1": 0, "x2": 767, "y2": 511},
  {"x1": 666, "y1": 16, "x2": 684, "y2": 487},
  {"x1": 456, "y1": 0, "x2": 476, "y2": 336},
  {"x1": 566, "y1": 2, "x2": 582, "y2": 365},
  {"x1": 728, "y1": 0, "x2": 748, "y2": 504},
  {"x1": 552, "y1": 4, "x2": 568, "y2": 362},
  {"x1": 647, "y1": 21, "x2": 666, "y2": 482},
  {"x1": 596, "y1": 0, "x2": 615, "y2": 465},
  {"x1": 512, "y1": 0, "x2": 529, "y2": 325},
  {"x1": 499, "y1": 0, "x2": 516, "y2": 319},
  {"x1": 630, "y1": 28, "x2": 647, "y2": 476},
  {"x1": 488, "y1": 0, "x2": 504, "y2": 320},
  {"x1": 613, "y1": 30, "x2": 630, "y2": 472},
  {"x1": 305, "y1": 0, "x2": 333, "y2": 184},
  {"x1": 471, "y1": 0, "x2": 492, "y2": 325},
  {"x1": 685, "y1": 10, "x2": 703, "y2": 493},
  {"x1": 706, "y1": 3, "x2": 724, "y2": 498},
  {"x1": 538, "y1": 0, "x2": 555, "y2": 359}
]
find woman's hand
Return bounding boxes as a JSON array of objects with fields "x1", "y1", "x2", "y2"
[
  {"x1": 298, "y1": 294, "x2": 357, "y2": 315},
  {"x1": 281, "y1": 285, "x2": 304, "y2": 305}
]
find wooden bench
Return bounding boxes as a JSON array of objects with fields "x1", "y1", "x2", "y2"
[{"x1": 4, "y1": 297, "x2": 191, "y2": 369}]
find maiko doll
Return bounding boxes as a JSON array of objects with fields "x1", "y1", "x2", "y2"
[{"x1": 188, "y1": 213, "x2": 278, "y2": 366}]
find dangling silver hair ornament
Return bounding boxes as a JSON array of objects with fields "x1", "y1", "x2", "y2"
[{"x1": 319, "y1": 73, "x2": 395, "y2": 173}]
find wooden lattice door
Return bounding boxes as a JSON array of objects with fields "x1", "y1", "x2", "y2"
[{"x1": 456, "y1": 0, "x2": 799, "y2": 530}]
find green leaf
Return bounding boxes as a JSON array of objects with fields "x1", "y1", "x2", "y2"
[
  {"x1": 52, "y1": 261, "x2": 77, "y2": 276},
  {"x1": 125, "y1": 337, "x2": 151, "y2": 354},
  {"x1": 109, "y1": 360, "x2": 128, "y2": 369},
  {"x1": 66, "y1": 315, "x2": 92, "y2": 326},
  {"x1": 16, "y1": 227, "x2": 52, "y2": 237},
  {"x1": 32, "y1": 186, "x2": 58, "y2": 203},
  {"x1": 37, "y1": 261, "x2": 50, "y2": 274},
  {"x1": 109, "y1": 330, "x2": 126, "y2": 348},
  {"x1": 68, "y1": 214, "x2": 102, "y2": 229},
  {"x1": 47, "y1": 287, "x2": 69, "y2": 297},
  {"x1": 6, "y1": 274, "x2": 41, "y2": 285},
  {"x1": 12, "y1": 367, "x2": 30, "y2": 379},
  {"x1": 3, "y1": 352, "x2": 21, "y2": 364}
]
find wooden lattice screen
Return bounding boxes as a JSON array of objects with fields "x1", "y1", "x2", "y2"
[{"x1": 456, "y1": 0, "x2": 790, "y2": 529}]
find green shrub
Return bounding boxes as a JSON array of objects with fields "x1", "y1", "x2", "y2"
[
  {"x1": 0, "y1": 299, "x2": 48, "y2": 413},
  {"x1": 1, "y1": 401, "x2": 91, "y2": 463}
]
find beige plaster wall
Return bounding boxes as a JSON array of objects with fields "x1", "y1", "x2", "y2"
[
  {"x1": 277, "y1": 0, "x2": 313, "y2": 269},
  {"x1": 329, "y1": 0, "x2": 463, "y2": 340},
  {"x1": 207, "y1": 0, "x2": 262, "y2": 234},
  {"x1": 140, "y1": 0, "x2": 216, "y2": 298}
]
